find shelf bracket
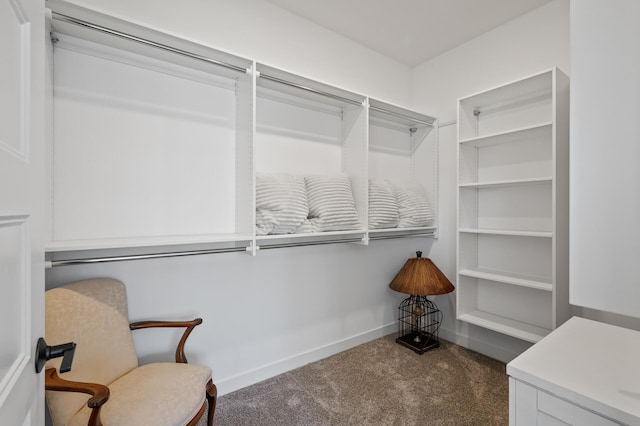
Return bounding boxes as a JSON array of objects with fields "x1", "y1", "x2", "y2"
[{"x1": 245, "y1": 241, "x2": 259, "y2": 256}]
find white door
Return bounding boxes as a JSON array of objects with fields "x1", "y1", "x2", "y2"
[{"x1": 0, "y1": 0, "x2": 47, "y2": 424}]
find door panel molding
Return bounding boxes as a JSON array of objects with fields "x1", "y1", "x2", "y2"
[
  {"x1": 0, "y1": 216, "x2": 29, "y2": 405},
  {"x1": 0, "y1": 0, "x2": 30, "y2": 160}
]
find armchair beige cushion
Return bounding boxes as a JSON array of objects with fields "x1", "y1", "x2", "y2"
[
  {"x1": 69, "y1": 363, "x2": 211, "y2": 426},
  {"x1": 45, "y1": 278, "x2": 215, "y2": 426}
]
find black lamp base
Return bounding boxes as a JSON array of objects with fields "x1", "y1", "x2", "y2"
[
  {"x1": 395, "y1": 331, "x2": 439, "y2": 354},
  {"x1": 395, "y1": 295, "x2": 443, "y2": 355}
]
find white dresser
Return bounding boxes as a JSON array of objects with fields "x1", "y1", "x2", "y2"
[{"x1": 507, "y1": 316, "x2": 640, "y2": 425}]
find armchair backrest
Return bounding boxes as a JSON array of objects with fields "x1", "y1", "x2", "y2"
[{"x1": 45, "y1": 278, "x2": 139, "y2": 425}]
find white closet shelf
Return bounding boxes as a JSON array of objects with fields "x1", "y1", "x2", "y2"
[
  {"x1": 256, "y1": 63, "x2": 365, "y2": 108},
  {"x1": 459, "y1": 122, "x2": 552, "y2": 148},
  {"x1": 368, "y1": 226, "x2": 436, "y2": 234},
  {"x1": 368, "y1": 98, "x2": 435, "y2": 128},
  {"x1": 256, "y1": 230, "x2": 366, "y2": 248},
  {"x1": 368, "y1": 226, "x2": 437, "y2": 239},
  {"x1": 459, "y1": 177, "x2": 552, "y2": 189},
  {"x1": 458, "y1": 228, "x2": 552, "y2": 238},
  {"x1": 256, "y1": 230, "x2": 365, "y2": 240},
  {"x1": 459, "y1": 69, "x2": 552, "y2": 113},
  {"x1": 458, "y1": 268, "x2": 552, "y2": 291},
  {"x1": 46, "y1": 233, "x2": 253, "y2": 252},
  {"x1": 367, "y1": 98, "x2": 439, "y2": 235},
  {"x1": 458, "y1": 310, "x2": 550, "y2": 343},
  {"x1": 49, "y1": 0, "x2": 252, "y2": 80}
]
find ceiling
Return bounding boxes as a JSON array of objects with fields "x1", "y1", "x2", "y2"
[{"x1": 266, "y1": 0, "x2": 552, "y2": 67}]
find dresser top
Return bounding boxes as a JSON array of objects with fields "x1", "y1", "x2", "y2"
[{"x1": 507, "y1": 316, "x2": 640, "y2": 424}]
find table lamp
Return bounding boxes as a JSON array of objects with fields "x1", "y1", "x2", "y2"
[{"x1": 389, "y1": 251, "x2": 454, "y2": 354}]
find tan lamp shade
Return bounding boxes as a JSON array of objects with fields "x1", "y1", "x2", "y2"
[{"x1": 389, "y1": 251, "x2": 454, "y2": 296}]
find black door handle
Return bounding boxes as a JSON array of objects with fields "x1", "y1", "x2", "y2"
[{"x1": 35, "y1": 337, "x2": 76, "y2": 374}]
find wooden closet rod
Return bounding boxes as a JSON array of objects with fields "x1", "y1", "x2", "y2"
[{"x1": 52, "y1": 12, "x2": 249, "y2": 74}]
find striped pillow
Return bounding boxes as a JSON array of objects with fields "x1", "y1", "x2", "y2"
[
  {"x1": 305, "y1": 174, "x2": 361, "y2": 232},
  {"x1": 256, "y1": 173, "x2": 309, "y2": 235},
  {"x1": 368, "y1": 179, "x2": 399, "y2": 229},
  {"x1": 396, "y1": 183, "x2": 433, "y2": 228}
]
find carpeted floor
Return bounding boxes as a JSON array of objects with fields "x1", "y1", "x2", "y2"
[{"x1": 214, "y1": 335, "x2": 509, "y2": 425}]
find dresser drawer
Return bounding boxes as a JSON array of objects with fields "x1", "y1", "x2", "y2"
[
  {"x1": 537, "y1": 391, "x2": 619, "y2": 426},
  {"x1": 510, "y1": 379, "x2": 622, "y2": 426}
]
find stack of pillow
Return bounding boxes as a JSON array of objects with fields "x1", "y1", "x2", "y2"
[
  {"x1": 255, "y1": 173, "x2": 432, "y2": 235},
  {"x1": 368, "y1": 179, "x2": 433, "y2": 229},
  {"x1": 255, "y1": 173, "x2": 360, "y2": 235}
]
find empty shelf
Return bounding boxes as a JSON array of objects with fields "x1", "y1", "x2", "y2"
[
  {"x1": 459, "y1": 228, "x2": 552, "y2": 238},
  {"x1": 458, "y1": 268, "x2": 552, "y2": 291},
  {"x1": 458, "y1": 310, "x2": 550, "y2": 343},
  {"x1": 459, "y1": 177, "x2": 552, "y2": 189},
  {"x1": 459, "y1": 122, "x2": 552, "y2": 148}
]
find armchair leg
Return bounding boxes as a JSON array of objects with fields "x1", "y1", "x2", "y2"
[{"x1": 206, "y1": 379, "x2": 218, "y2": 426}]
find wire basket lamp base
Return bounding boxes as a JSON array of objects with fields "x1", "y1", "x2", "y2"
[{"x1": 396, "y1": 295, "x2": 443, "y2": 354}]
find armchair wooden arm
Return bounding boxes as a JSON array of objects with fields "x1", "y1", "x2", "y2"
[
  {"x1": 129, "y1": 318, "x2": 203, "y2": 363},
  {"x1": 45, "y1": 368, "x2": 109, "y2": 426}
]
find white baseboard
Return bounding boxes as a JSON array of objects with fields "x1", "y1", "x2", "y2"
[
  {"x1": 216, "y1": 322, "x2": 398, "y2": 396},
  {"x1": 438, "y1": 327, "x2": 522, "y2": 363},
  {"x1": 217, "y1": 323, "x2": 524, "y2": 396}
]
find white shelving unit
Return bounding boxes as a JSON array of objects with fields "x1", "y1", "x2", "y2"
[
  {"x1": 47, "y1": 1, "x2": 255, "y2": 259},
  {"x1": 367, "y1": 99, "x2": 438, "y2": 240},
  {"x1": 254, "y1": 63, "x2": 368, "y2": 250},
  {"x1": 456, "y1": 68, "x2": 569, "y2": 343},
  {"x1": 45, "y1": 1, "x2": 439, "y2": 265}
]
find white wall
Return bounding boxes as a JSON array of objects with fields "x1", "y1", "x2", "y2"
[
  {"x1": 411, "y1": 0, "x2": 570, "y2": 124},
  {"x1": 410, "y1": 0, "x2": 570, "y2": 359},
  {"x1": 569, "y1": 0, "x2": 640, "y2": 320}
]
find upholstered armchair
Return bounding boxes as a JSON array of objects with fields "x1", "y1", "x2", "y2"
[{"x1": 44, "y1": 278, "x2": 217, "y2": 426}]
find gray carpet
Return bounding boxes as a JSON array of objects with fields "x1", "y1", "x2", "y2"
[{"x1": 215, "y1": 335, "x2": 509, "y2": 425}]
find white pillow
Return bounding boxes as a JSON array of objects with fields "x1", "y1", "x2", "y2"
[
  {"x1": 255, "y1": 173, "x2": 308, "y2": 235},
  {"x1": 368, "y1": 179, "x2": 399, "y2": 229},
  {"x1": 395, "y1": 183, "x2": 433, "y2": 228},
  {"x1": 305, "y1": 174, "x2": 361, "y2": 232},
  {"x1": 293, "y1": 218, "x2": 314, "y2": 234}
]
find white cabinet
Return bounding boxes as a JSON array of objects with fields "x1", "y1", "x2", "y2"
[
  {"x1": 456, "y1": 69, "x2": 569, "y2": 342},
  {"x1": 508, "y1": 317, "x2": 640, "y2": 425}
]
